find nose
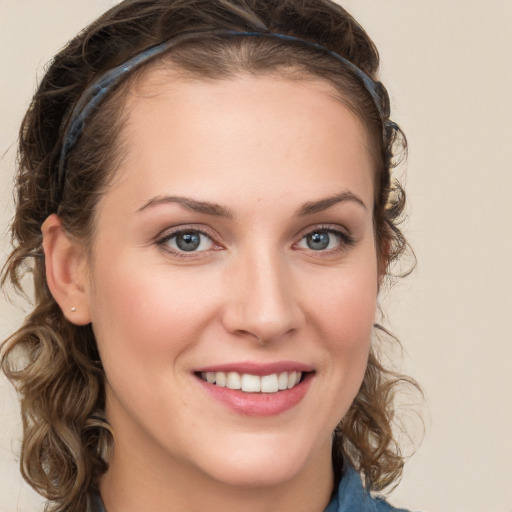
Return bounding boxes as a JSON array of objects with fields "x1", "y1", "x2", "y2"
[{"x1": 221, "y1": 250, "x2": 305, "y2": 344}]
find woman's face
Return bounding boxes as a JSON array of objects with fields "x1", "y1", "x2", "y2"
[{"x1": 85, "y1": 71, "x2": 378, "y2": 487}]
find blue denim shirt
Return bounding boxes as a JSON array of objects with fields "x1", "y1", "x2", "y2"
[
  {"x1": 91, "y1": 465, "x2": 411, "y2": 512},
  {"x1": 324, "y1": 465, "x2": 411, "y2": 512}
]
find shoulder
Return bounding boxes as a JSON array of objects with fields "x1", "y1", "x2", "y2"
[{"x1": 325, "y1": 465, "x2": 415, "y2": 512}]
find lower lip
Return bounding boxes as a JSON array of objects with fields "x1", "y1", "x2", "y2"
[{"x1": 197, "y1": 373, "x2": 313, "y2": 417}]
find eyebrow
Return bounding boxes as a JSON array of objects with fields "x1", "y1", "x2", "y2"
[
  {"x1": 137, "y1": 195, "x2": 235, "y2": 218},
  {"x1": 137, "y1": 190, "x2": 367, "y2": 218},
  {"x1": 296, "y1": 191, "x2": 367, "y2": 215}
]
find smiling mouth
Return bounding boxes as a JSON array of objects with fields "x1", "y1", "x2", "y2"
[{"x1": 197, "y1": 371, "x2": 305, "y2": 393}]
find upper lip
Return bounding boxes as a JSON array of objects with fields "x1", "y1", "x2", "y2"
[{"x1": 194, "y1": 361, "x2": 314, "y2": 376}]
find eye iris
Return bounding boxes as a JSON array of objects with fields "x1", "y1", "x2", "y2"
[
  {"x1": 307, "y1": 231, "x2": 330, "y2": 250},
  {"x1": 176, "y1": 231, "x2": 201, "y2": 251}
]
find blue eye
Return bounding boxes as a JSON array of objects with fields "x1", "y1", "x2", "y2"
[
  {"x1": 160, "y1": 230, "x2": 214, "y2": 253},
  {"x1": 297, "y1": 229, "x2": 350, "y2": 251},
  {"x1": 306, "y1": 231, "x2": 330, "y2": 250}
]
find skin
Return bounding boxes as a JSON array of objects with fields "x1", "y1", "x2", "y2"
[{"x1": 43, "y1": 71, "x2": 379, "y2": 512}]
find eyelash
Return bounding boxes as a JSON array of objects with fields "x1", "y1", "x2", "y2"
[
  {"x1": 156, "y1": 227, "x2": 218, "y2": 259},
  {"x1": 296, "y1": 225, "x2": 356, "y2": 254},
  {"x1": 155, "y1": 225, "x2": 355, "y2": 259}
]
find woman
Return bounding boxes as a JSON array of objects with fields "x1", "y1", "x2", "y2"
[{"x1": 1, "y1": 0, "x2": 419, "y2": 511}]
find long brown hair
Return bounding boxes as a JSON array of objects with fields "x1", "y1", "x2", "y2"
[{"x1": 1, "y1": 1, "x2": 419, "y2": 510}]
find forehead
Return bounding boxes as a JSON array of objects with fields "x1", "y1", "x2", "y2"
[{"x1": 104, "y1": 70, "x2": 374, "y2": 213}]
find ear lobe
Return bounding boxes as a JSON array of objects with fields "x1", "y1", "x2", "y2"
[{"x1": 42, "y1": 214, "x2": 91, "y2": 325}]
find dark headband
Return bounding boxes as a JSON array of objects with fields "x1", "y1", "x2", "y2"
[{"x1": 57, "y1": 29, "x2": 384, "y2": 193}]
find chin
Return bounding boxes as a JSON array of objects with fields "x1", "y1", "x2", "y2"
[
  {"x1": 204, "y1": 458, "x2": 304, "y2": 488},
  {"x1": 191, "y1": 432, "x2": 329, "y2": 489}
]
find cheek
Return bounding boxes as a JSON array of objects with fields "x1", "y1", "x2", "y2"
[
  {"x1": 305, "y1": 252, "x2": 378, "y2": 379},
  {"x1": 87, "y1": 254, "x2": 218, "y2": 375},
  {"x1": 328, "y1": 288, "x2": 375, "y2": 379},
  {"x1": 310, "y1": 259, "x2": 377, "y2": 336}
]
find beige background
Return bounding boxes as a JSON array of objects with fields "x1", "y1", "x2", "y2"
[{"x1": 1, "y1": 1, "x2": 511, "y2": 511}]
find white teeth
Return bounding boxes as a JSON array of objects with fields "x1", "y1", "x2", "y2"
[
  {"x1": 226, "y1": 371, "x2": 241, "y2": 390},
  {"x1": 260, "y1": 374, "x2": 279, "y2": 393},
  {"x1": 287, "y1": 371, "x2": 297, "y2": 389},
  {"x1": 241, "y1": 374, "x2": 261, "y2": 392},
  {"x1": 215, "y1": 372, "x2": 227, "y2": 387},
  {"x1": 200, "y1": 370, "x2": 305, "y2": 393},
  {"x1": 278, "y1": 372, "x2": 289, "y2": 390}
]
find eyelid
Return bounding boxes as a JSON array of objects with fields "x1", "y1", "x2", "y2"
[
  {"x1": 155, "y1": 225, "x2": 223, "y2": 258},
  {"x1": 293, "y1": 224, "x2": 355, "y2": 252},
  {"x1": 294, "y1": 223, "x2": 352, "y2": 240},
  {"x1": 153, "y1": 223, "x2": 355, "y2": 259}
]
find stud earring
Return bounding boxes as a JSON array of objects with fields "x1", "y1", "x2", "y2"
[{"x1": 70, "y1": 307, "x2": 77, "y2": 312}]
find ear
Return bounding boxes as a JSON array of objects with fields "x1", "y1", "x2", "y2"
[{"x1": 42, "y1": 214, "x2": 91, "y2": 325}]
